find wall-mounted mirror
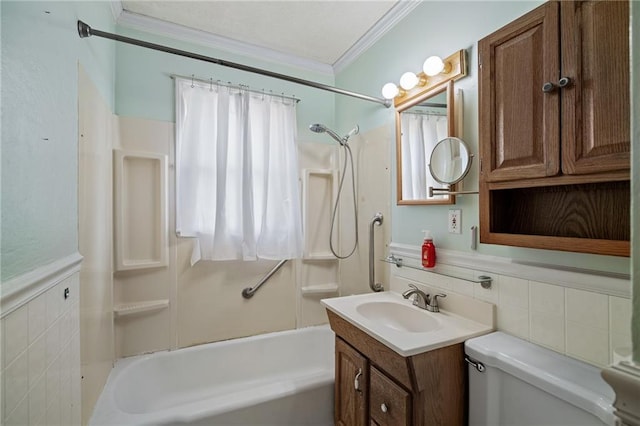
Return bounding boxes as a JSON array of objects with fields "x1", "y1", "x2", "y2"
[
  {"x1": 396, "y1": 80, "x2": 456, "y2": 205},
  {"x1": 429, "y1": 137, "x2": 473, "y2": 185}
]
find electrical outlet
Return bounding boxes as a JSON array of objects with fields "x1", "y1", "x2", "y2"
[{"x1": 448, "y1": 209, "x2": 461, "y2": 234}]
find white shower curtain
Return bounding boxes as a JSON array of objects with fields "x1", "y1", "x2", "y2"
[
  {"x1": 175, "y1": 77, "x2": 303, "y2": 264},
  {"x1": 400, "y1": 113, "x2": 448, "y2": 199}
]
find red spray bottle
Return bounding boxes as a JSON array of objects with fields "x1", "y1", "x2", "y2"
[{"x1": 421, "y1": 230, "x2": 436, "y2": 268}]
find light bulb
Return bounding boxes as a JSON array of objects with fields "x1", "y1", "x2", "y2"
[
  {"x1": 381, "y1": 83, "x2": 399, "y2": 99},
  {"x1": 399, "y1": 72, "x2": 419, "y2": 90},
  {"x1": 423, "y1": 56, "x2": 445, "y2": 76}
]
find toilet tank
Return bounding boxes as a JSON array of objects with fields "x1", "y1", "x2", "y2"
[{"x1": 465, "y1": 332, "x2": 616, "y2": 426}]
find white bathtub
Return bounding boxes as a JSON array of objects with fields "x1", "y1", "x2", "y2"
[{"x1": 90, "y1": 325, "x2": 335, "y2": 425}]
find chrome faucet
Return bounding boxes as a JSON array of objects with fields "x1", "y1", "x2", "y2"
[
  {"x1": 402, "y1": 284, "x2": 430, "y2": 309},
  {"x1": 402, "y1": 284, "x2": 447, "y2": 312}
]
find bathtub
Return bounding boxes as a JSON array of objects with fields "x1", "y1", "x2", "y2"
[{"x1": 90, "y1": 325, "x2": 335, "y2": 425}]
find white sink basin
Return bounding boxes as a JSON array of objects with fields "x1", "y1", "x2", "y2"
[
  {"x1": 356, "y1": 301, "x2": 441, "y2": 333},
  {"x1": 321, "y1": 291, "x2": 493, "y2": 357}
]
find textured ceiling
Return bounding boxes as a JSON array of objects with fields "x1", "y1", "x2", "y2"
[{"x1": 120, "y1": 1, "x2": 399, "y2": 65}]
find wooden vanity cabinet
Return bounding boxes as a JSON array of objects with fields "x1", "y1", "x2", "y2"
[
  {"x1": 328, "y1": 310, "x2": 466, "y2": 426},
  {"x1": 478, "y1": 0, "x2": 630, "y2": 256}
]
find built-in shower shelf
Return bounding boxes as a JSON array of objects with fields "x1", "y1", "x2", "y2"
[
  {"x1": 301, "y1": 283, "x2": 339, "y2": 296},
  {"x1": 114, "y1": 299, "x2": 169, "y2": 318},
  {"x1": 303, "y1": 253, "x2": 337, "y2": 261}
]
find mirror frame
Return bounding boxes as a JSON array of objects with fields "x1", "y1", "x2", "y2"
[
  {"x1": 396, "y1": 80, "x2": 456, "y2": 205},
  {"x1": 429, "y1": 136, "x2": 473, "y2": 185}
]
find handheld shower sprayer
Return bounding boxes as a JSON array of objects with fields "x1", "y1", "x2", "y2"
[
  {"x1": 308, "y1": 122, "x2": 360, "y2": 259},
  {"x1": 309, "y1": 123, "x2": 359, "y2": 146}
]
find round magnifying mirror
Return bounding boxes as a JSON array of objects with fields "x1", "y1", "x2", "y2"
[{"x1": 428, "y1": 137, "x2": 473, "y2": 185}]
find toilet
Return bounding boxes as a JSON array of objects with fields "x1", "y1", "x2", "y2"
[{"x1": 465, "y1": 332, "x2": 616, "y2": 426}]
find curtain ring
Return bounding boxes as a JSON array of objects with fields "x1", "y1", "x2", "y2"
[
  {"x1": 191, "y1": 74, "x2": 195, "y2": 88},
  {"x1": 209, "y1": 77, "x2": 213, "y2": 92},
  {"x1": 261, "y1": 89, "x2": 265, "y2": 100}
]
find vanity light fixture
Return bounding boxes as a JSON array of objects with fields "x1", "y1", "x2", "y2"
[
  {"x1": 399, "y1": 72, "x2": 419, "y2": 90},
  {"x1": 383, "y1": 50, "x2": 467, "y2": 108},
  {"x1": 381, "y1": 82, "x2": 401, "y2": 99},
  {"x1": 423, "y1": 56, "x2": 451, "y2": 76}
]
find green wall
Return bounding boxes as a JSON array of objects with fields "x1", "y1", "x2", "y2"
[
  {"x1": 114, "y1": 25, "x2": 337, "y2": 143},
  {"x1": 336, "y1": 1, "x2": 630, "y2": 275},
  {"x1": 1, "y1": 1, "x2": 115, "y2": 282}
]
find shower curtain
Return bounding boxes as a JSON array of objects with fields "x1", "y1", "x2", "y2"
[
  {"x1": 400, "y1": 112, "x2": 448, "y2": 199},
  {"x1": 175, "y1": 77, "x2": 303, "y2": 264}
]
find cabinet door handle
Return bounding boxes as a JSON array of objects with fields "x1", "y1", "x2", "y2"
[
  {"x1": 354, "y1": 368, "x2": 362, "y2": 391},
  {"x1": 558, "y1": 76, "x2": 572, "y2": 88},
  {"x1": 542, "y1": 82, "x2": 556, "y2": 93},
  {"x1": 381, "y1": 403, "x2": 388, "y2": 413}
]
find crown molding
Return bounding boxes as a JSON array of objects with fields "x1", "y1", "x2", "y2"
[
  {"x1": 111, "y1": 1, "x2": 416, "y2": 77},
  {"x1": 333, "y1": 0, "x2": 422, "y2": 74},
  {"x1": 115, "y1": 10, "x2": 335, "y2": 76}
]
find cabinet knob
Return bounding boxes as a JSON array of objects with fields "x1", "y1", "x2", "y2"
[
  {"x1": 558, "y1": 76, "x2": 572, "y2": 88},
  {"x1": 381, "y1": 403, "x2": 388, "y2": 413},
  {"x1": 542, "y1": 82, "x2": 556, "y2": 93}
]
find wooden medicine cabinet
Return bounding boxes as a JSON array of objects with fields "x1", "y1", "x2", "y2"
[{"x1": 478, "y1": 0, "x2": 630, "y2": 257}]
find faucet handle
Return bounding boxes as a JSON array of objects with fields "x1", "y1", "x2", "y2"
[{"x1": 428, "y1": 293, "x2": 446, "y2": 312}]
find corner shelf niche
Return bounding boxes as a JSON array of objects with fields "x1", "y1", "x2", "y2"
[
  {"x1": 114, "y1": 299, "x2": 169, "y2": 318},
  {"x1": 382, "y1": 256, "x2": 492, "y2": 288}
]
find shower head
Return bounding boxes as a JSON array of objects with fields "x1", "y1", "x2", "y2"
[{"x1": 309, "y1": 123, "x2": 359, "y2": 146}]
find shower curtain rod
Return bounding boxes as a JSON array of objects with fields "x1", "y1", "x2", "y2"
[{"x1": 77, "y1": 21, "x2": 391, "y2": 108}]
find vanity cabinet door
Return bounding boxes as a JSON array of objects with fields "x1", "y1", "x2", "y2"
[
  {"x1": 335, "y1": 337, "x2": 368, "y2": 426},
  {"x1": 369, "y1": 366, "x2": 411, "y2": 426}
]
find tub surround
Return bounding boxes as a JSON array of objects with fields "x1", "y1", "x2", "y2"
[{"x1": 79, "y1": 65, "x2": 117, "y2": 425}]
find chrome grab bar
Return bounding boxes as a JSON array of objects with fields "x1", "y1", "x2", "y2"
[
  {"x1": 369, "y1": 212, "x2": 384, "y2": 292},
  {"x1": 242, "y1": 259, "x2": 288, "y2": 298}
]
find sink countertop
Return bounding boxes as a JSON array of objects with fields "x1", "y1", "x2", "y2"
[{"x1": 321, "y1": 291, "x2": 493, "y2": 357}]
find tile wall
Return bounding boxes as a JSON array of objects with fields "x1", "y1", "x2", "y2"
[
  {"x1": 1, "y1": 273, "x2": 81, "y2": 425},
  {"x1": 392, "y1": 264, "x2": 631, "y2": 368}
]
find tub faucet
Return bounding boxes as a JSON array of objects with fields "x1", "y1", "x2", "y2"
[{"x1": 402, "y1": 284, "x2": 429, "y2": 309}]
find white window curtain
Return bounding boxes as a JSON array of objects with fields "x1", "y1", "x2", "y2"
[
  {"x1": 175, "y1": 77, "x2": 303, "y2": 264},
  {"x1": 400, "y1": 113, "x2": 448, "y2": 199}
]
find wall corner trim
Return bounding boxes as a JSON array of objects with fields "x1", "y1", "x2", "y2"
[
  {"x1": 1, "y1": 252, "x2": 83, "y2": 318},
  {"x1": 602, "y1": 362, "x2": 640, "y2": 426}
]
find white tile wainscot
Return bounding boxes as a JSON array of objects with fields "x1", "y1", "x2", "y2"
[
  {"x1": 387, "y1": 243, "x2": 632, "y2": 368},
  {"x1": 1, "y1": 262, "x2": 81, "y2": 426}
]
